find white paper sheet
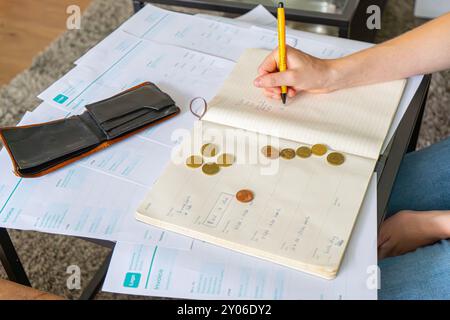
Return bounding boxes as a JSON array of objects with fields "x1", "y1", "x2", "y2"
[
  {"x1": 40, "y1": 41, "x2": 234, "y2": 118},
  {"x1": 74, "y1": 28, "x2": 142, "y2": 67},
  {"x1": 196, "y1": 4, "x2": 277, "y2": 29},
  {"x1": 0, "y1": 106, "x2": 193, "y2": 250},
  {"x1": 119, "y1": 4, "x2": 296, "y2": 61},
  {"x1": 103, "y1": 174, "x2": 377, "y2": 299}
]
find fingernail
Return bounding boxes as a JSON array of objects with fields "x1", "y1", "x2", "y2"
[{"x1": 254, "y1": 78, "x2": 261, "y2": 87}]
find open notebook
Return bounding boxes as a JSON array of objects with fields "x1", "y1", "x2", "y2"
[{"x1": 136, "y1": 49, "x2": 406, "y2": 279}]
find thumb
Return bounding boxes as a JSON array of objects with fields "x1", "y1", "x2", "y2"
[
  {"x1": 254, "y1": 71, "x2": 295, "y2": 88},
  {"x1": 378, "y1": 241, "x2": 391, "y2": 260}
]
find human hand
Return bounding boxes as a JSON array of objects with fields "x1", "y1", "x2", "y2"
[
  {"x1": 253, "y1": 46, "x2": 338, "y2": 100},
  {"x1": 378, "y1": 210, "x2": 450, "y2": 260}
]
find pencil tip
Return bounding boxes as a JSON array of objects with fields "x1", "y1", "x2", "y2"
[
  {"x1": 278, "y1": 2, "x2": 284, "y2": 8},
  {"x1": 281, "y1": 93, "x2": 287, "y2": 104}
]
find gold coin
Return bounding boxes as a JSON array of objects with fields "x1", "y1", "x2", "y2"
[
  {"x1": 236, "y1": 189, "x2": 254, "y2": 203},
  {"x1": 311, "y1": 144, "x2": 328, "y2": 156},
  {"x1": 280, "y1": 148, "x2": 296, "y2": 160},
  {"x1": 201, "y1": 162, "x2": 220, "y2": 175},
  {"x1": 261, "y1": 145, "x2": 279, "y2": 159},
  {"x1": 327, "y1": 152, "x2": 345, "y2": 166},
  {"x1": 201, "y1": 143, "x2": 218, "y2": 157},
  {"x1": 185, "y1": 155, "x2": 203, "y2": 168},
  {"x1": 296, "y1": 146, "x2": 312, "y2": 158},
  {"x1": 217, "y1": 153, "x2": 235, "y2": 167}
]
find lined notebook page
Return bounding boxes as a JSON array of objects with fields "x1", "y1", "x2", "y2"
[{"x1": 203, "y1": 49, "x2": 406, "y2": 160}]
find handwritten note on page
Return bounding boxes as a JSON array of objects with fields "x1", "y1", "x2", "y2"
[{"x1": 203, "y1": 49, "x2": 406, "y2": 160}]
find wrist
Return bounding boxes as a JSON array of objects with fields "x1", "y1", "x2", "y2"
[
  {"x1": 427, "y1": 211, "x2": 450, "y2": 240},
  {"x1": 324, "y1": 57, "x2": 355, "y2": 92}
]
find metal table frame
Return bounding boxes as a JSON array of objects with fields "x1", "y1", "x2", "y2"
[
  {"x1": 0, "y1": 1, "x2": 431, "y2": 298},
  {"x1": 0, "y1": 230, "x2": 114, "y2": 300}
]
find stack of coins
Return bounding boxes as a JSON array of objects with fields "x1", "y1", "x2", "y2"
[
  {"x1": 186, "y1": 143, "x2": 236, "y2": 176},
  {"x1": 263, "y1": 142, "x2": 345, "y2": 166},
  {"x1": 308, "y1": 143, "x2": 346, "y2": 166},
  {"x1": 310, "y1": 143, "x2": 345, "y2": 166}
]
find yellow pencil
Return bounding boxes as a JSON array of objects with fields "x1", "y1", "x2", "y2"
[{"x1": 277, "y1": 2, "x2": 287, "y2": 104}]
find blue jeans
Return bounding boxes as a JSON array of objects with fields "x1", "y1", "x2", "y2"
[{"x1": 379, "y1": 136, "x2": 450, "y2": 300}]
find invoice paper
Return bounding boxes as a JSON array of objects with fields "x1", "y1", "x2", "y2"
[
  {"x1": 103, "y1": 175, "x2": 377, "y2": 300},
  {"x1": 119, "y1": 4, "x2": 297, "y2": 61},
  {"x1": 40, "y1": 40, "x2": 234, "y2": 119}
]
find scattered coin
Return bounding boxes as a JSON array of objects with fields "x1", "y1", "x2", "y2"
[
  {"x1": 202, "y1": 162, "x2": 220, "y2": 175},
  {"x1": 327, "y1": 152, "x2": 345, "y2": 166},
  {"x1": 296, "y1": 146, "x2": 312, "y2": 158},
  {"x1": 311, "y1": 144, "x2": 328, "y2": 156},
  {"x1": 217, "y1": 153, "x2": 235, "y2": 167},
  {"x1": 261, "y1": 145, "x2": 279, "y2": 159},
  {"x1": 185, "y1": 155, "x2": 203, "y2": 168},
  {"x1": 201, "y1": 143, "x2": 218, "y2": 157},
  {"x1": 280, "y1": 148, "x2": 296, "y2": 160},
  {"x1": 236, "y1": 189, "x2": 254, "y2": 203}
]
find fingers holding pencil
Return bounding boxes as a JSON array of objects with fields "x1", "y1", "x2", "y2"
[
  {"x1": 254, "y1": 45, "x2": 338, "y2": 95},
  {"x1": 254, "y1": 46, "x2": 297, "y2": 99}
]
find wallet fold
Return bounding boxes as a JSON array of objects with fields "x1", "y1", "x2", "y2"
[{"x1": 0, "y1": 82, "x2": 180, "y2": 177}]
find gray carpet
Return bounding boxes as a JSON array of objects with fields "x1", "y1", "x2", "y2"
[{"x1": 0, "y1": 0, "x2": 448, "y2": 299}]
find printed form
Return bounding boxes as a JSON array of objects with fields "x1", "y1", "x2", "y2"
[{"x1": 104, "y1": 175, "x2": 377, "y2": 299}]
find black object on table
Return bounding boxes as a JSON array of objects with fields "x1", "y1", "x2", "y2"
[{"x1": 135, "y1": 0, "x2": 387, "y2": 42}]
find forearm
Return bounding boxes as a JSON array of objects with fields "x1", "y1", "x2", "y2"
[{"x1": 327, "y1": 12, "x2": 450, "y2": 90}]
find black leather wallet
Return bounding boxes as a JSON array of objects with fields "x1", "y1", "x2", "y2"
[{"x1": 0, "y1": 82, "x2": 180, "y2": 177}]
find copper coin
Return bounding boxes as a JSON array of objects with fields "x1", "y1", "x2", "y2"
[{"x1": 236, "y1": 189, "x2": 254, "y2": 203}]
